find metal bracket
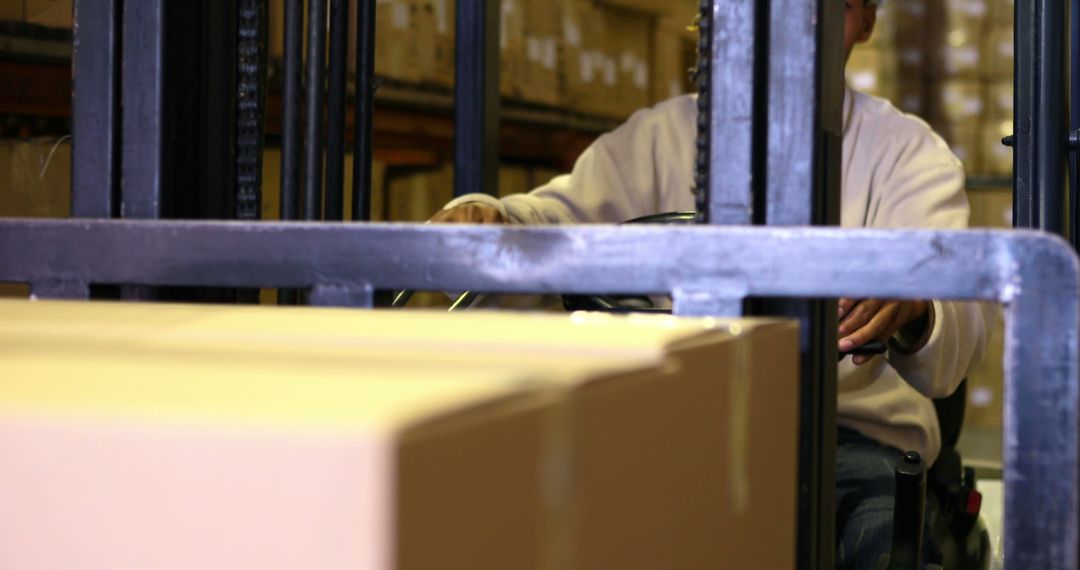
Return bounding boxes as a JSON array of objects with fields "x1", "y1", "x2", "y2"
[
  {"x1": 309, "y1": 283, "x2": 374, "y2": 308},
  {"x1": 672, "y1": 282, "x2": 747, "y2": 317},
  {"x1": 29, "y1": 280, "x2": 90, "y2": 300}
]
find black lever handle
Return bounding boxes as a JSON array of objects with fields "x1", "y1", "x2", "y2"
[
  {"x1": 838, "y1": 340, "x2": 888, "y2": 361},
  {"x1": 887, "y1": 451, "x2": 927, "y2": 570}
]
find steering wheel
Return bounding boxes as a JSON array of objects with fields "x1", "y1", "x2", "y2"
[{"x1": 390, "y1": 211, "x2": 885, "y2": 360}]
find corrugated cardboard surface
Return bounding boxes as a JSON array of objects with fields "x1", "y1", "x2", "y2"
[
  {"x1": 0, "y1": 300, "x2": 800, "y2": 568},
  {"x1": 0, "y1": 139, "x2": 71, "y2": 219}
]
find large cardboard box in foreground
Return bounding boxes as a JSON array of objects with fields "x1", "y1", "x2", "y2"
[{"x1": 0, "y1": 300, "x2": 799, "y2": 570}]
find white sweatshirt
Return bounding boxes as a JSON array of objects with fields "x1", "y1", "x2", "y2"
[{"x1": 446, "y1": 89, "x2": 993, "y2": 464}]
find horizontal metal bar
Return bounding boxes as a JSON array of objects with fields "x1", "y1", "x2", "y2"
[
  {"x1": 29, "y1": 279, "x2": 89, "y2": 300},
  {"x1": 0, "y1": 219, "x2": 1075, "y2": 569},
  {"x1": 0, "y1": 221, "x2": 1057, "y2": 300},
  {"x1": 309, "y1": 282, "x2": 374, "y2": 308}
]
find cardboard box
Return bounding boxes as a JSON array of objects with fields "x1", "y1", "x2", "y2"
[
  {"x1": 430, "y1": 0, "x2": 455, "y2": 87},
  {"x1": 576, "y1": 4, "x2": 620, "y2": 117},
  {"x1": 981, "y1": 119, "x2": 1013, "y2": 178},
  {"x1": 520, "y1": 0, "x2": 561, "y2": 106},
  {"x1": 386, "y1": 162, "x2": 454, "y2": 221},
  {"x1": 0, "y1": 0, "x2": 72, "y2": 28},
  {"x1": 498, "y1": 164, "x2": 531, "y2": 197},
  {"x1": 364, "y1": 0, "x2": 436, "y2": 83},
  {"x1": 605, "y1": 6, "x2": 653, "y2": 116},
  {"x1": 652, "y1": 26, "x2": 690, "y2": 103},
  {"x1": 941, "y1": 79, "x2": 984, "y2": 124},
  {"x1": 260, "y1": 148, "x2": 388, "y2": 221},
  {"x1": 980, "y1": 24, "x2": 1013, "y2": 79},
  {"x1": 989, "y1": 0, "x2": 1014, "y2": 26},
  {"x1": 500, "y1": 0, "x2": 527, "y2": 98},
  {"x1": 945, "y1": 0, "x2": 989, "y2": 39},
  {"x1": 984, "y1": 78, "x2": 1012, "y2": 123},
  {"x1": 0, "y1": 319, "x2": 561, "y2": 569},
  {"x1": 658, "y1": 0, "x2": 699, "y2": 42},
  {"x1": 557, "y1": 0, "x2": 590, "y2": 111},
  {"x1": 946, "y1": 124, "x2": 983, "y2": 177},
  {"x1": 0, "y1": 139, "x2": 71, "y2": 218},
  {"x1": 595, "y1": 0, "x2": 671, "y2": 16},
  {"x1": 846, "y1": 47, "x2": 897, "y2": 100},
  {"x1": 0, "y1": 300, "x2": 800, "y2": 570}
]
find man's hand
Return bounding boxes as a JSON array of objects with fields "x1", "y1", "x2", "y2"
[
  {"x1": 838, "y1": 298, "x2": 930, "y2": 365},
  {"x1": 428, "y1": 203, "x2": 506, "y2": 224}
]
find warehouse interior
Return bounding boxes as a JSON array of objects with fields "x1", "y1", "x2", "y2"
[{"x1": 0, "y1": 0, "x2": 1073, "y2": 568}]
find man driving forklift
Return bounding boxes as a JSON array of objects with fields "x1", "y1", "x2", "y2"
[{"x1": 431, "y1": 0, "x2": 993, "y2": 567}]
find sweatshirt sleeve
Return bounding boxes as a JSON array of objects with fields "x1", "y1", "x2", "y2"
[
  {"x1": 869, "y1": 124, "x2": 995, "y2": 399},
  {"x1": 443, "y1": 98, "x2": 695, "y2": 224}
]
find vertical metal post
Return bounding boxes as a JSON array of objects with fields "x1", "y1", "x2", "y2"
[
  {"x1": 121, "y1": 0, "x2": 166, "y2": 219},
  {"x1": 279, "y1": 0, "x2": 303, "y2": 305},
  {"x1": 759, "y1": 0, "x2": 843, "y2": 568},
  {"x1": 325, "y1": 0, "x2": 349, "y2": 221},
  {"x1": 698, "y1": 0, "x2": 756, "y2": 224},
  {"x1": 1070, "y1": 0, "x2": 1080, "y2": 250},
  {"x1": 454, "y1": 0, "x2": 500, "y2": 197},
  {"x1": 71, "y1": 0, "x2": 121, "y2": 219},
  {"x1": 352, "y1": 0, "x2": 376, "y2": 221},
  {"x1": 1014, "y1": 0, "x2": 1068, "y2": 236},
  {"x1": 281, "y1": 0, "x2": 303, "y2": 222},
  {"x1": 303, "y1": 0, "x2": 328, "y2": 220}
]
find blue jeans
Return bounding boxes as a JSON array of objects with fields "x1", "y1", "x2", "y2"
[{"x1": 835, "y1": 428, "x2": 938, "y2": 569}]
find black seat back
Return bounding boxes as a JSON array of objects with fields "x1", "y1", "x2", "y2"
[{"x1": 934, "y1": 380, "x2": 967, "y2": 449}]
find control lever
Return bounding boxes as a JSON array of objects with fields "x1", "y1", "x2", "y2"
[
  {"x1": 875, "y1": 451, "x2": 927, "y2": 570},
  {"x1": 839, "y1": 340, "x2": 887, "y2": 362}
]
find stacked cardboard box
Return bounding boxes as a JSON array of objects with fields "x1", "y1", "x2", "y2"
[
  {"x1": 607, "y1": 7, "x2": 653, "y2": 116},
  {"x1": 880, "y1": 0, "x2": 1017, "y2": 178},
  {"x1": 0, "y1": 299, "x2": 800, "y2": 569},
  {"x1": 276, "y1": 0, "x2": 683, "y2": 119},
  {"x1": 0, "y1": 0, "x2": 71, "y2": 28},
  {"x1": 520, "y1": 0, "x2": 561, "y2": 106},
  {"x1": 430, "y1": 0, "x2": 455, "y2": 87},
  {"x1": 979, "y1": 0, "x2": 1014, "y2": 177},
  {"x1": 652, "y1": 20, "x2": 692, "y2": 104},
  {"x1": 845, "y1": 0, "x2": 899, "y2": 102},
  {"x1": 258, "y1": 148, "x2": 389, "y2": 222}
]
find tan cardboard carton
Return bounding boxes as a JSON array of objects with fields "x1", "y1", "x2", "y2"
[
  {"x1": 500, "y1": 0, "x2": 527, "y2": 98},
  {"x1": 605, "y1": 7, "x2": 653, "y2": 116},
  {"x1": 430, "y1": 0, "x2": 455, "y2": 87},
  {"x1": 981, "y1": 119, "x2": 1013, "y2": 177},
  {"x1": 980, "y1": 24, "x2": 1013, "y2": 79},
  {"x1": 259, "y1": 148, "x2": 388, "y2": 221},
  {"x1": 658, "y1": 0, "x2": 699, "y2": 42},
  {"x1": 652, "y1": 26, "x2": 690, "y2": 104},
  {"x1": 0, "y1": 300, "x2": 800, "y2": 569},
  {"x1": 557, "y1": 0, "x2": 589, "y2": 111},
  {"x1": 0, "y1": 305, "x2": 563, "y2": 570},
  {"x1": 366, "y1": 0, "x2": 436, "y2": 83},
  {"x1": 521, "y1": 0, "x2": 561, "y2": 106},
  {"x1": 946, "y1": 124, "x2": 983, "y2": 177},
  {"x1": 0, "y1": 138, "x2": 71, "y2": 218},
  {"x1": 0, "y1": 0, "x2": 72, "y2": 28},
  {"x1": 595, "y1": 0, "x2": 671, "y2": 16},
  {"x1": 941, "y1": 79, "x2": 985, "y2": 125}
]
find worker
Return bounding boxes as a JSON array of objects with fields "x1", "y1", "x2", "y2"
[{"x1": 432, "y1": 0, "x2": 991, "y2": 567}]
